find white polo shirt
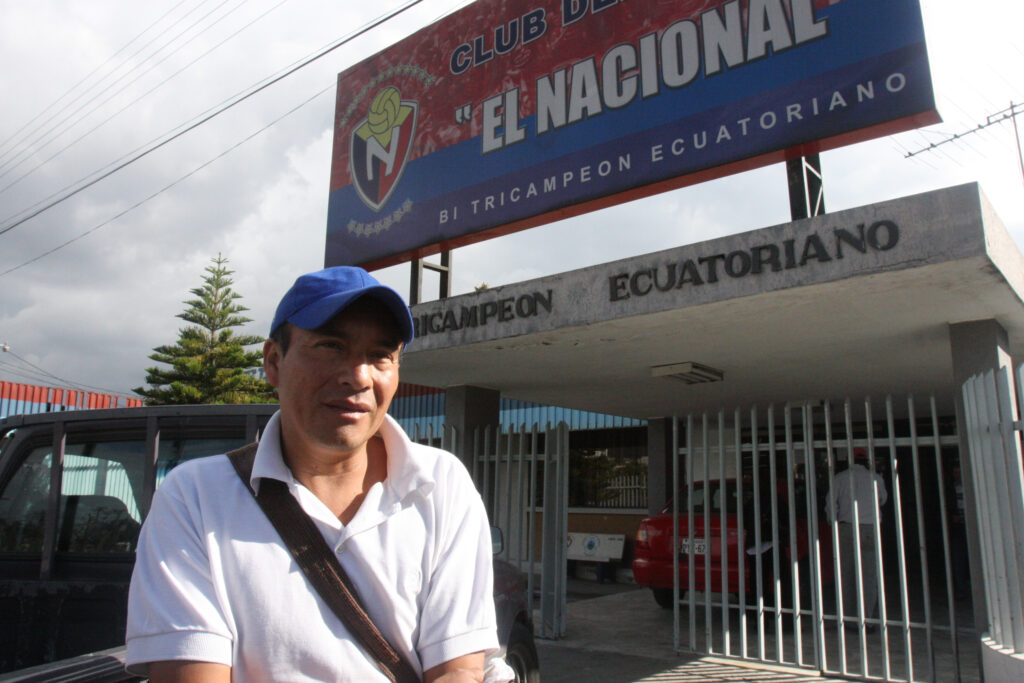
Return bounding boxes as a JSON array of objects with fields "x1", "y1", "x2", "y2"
[
  {"x1": 126, "y1": 411, "x2": 508, "y2": 681},
  {"x1": 825, "y1": 463, "x2": 888, "y2": 525}
]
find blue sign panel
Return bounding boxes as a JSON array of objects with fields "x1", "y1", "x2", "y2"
[{"x1": 326, "y1": 0, "x2": 937, "y2": 269}]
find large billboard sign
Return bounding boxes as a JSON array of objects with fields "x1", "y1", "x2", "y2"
[{"x1": 326, "y1": 0, "x2": 937, "y2": 269}]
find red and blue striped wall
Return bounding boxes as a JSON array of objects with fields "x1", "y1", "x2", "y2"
[{"x1": 0, "y1": 381, "x2": 143, "y2": 420}]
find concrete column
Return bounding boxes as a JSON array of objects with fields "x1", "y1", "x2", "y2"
[
  {"x1": 647, "y1": 418, "x2": 674, "y2": 516},
  {"x1": 444, "y1": 385, "x2": 500, "y2": 469},
  {"x1": 949, "y1": 319, "x2": 1013, "y2": 663}
]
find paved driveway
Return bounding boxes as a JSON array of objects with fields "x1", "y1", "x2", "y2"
[{"x1": 536, "y1": 579, "x2": 908, "y2": 683}]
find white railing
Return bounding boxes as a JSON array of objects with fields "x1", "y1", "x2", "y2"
[
  {"x1": 961, "y1": 366, "x2": 1024, "y2": 656},
  {"x1": 407, "y1": 421, "x2": 570, "y2": 640},
  {"x1": 671, "y1": 395, "x2": 966, "y2": 682}
]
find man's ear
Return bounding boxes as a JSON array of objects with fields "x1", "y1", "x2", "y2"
[{"x1": 263, "y1": 338, "x2": 281, "y2": 387}]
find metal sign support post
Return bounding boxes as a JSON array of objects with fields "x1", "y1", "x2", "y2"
[
  {"x1": 409, "y1": 250, "x2": 452, "y2": 305},
  {"x1": 787, "y1": 154, "x2": 826, "y2": 221}
]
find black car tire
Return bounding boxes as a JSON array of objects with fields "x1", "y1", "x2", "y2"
[
  {"x1": 505, "y1": 622, "x2": 541, "y2": 683},
  {"x1": 652, "y1": 587, "x2": 675, "y2": 609}
]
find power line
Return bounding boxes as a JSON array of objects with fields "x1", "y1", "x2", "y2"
[
  {"x1": 0, "y1": 0, "x2": 289, "y2": 201},
  {"x1": 0, "y1": 347, "x2": 129, "y2": 395},
  {"x1": 0, "y1": 0, "x2": 299, "y2": 223},
  {"x1": 0, "y1": 81, "x2": 335, "y2": 278},
  {"x1": 0, "y1": 0, "x2": 220, "y2": 170},
  {"x1": 0, "y1": 0, "x2": 194, "y2": 160},
  {"x1": 906, "y1": 102, "x2": 1023, "y2": 160},
  {"x1": 0, "y1": 0, "x2": 426, "y2": 240},
  {"x1": 0, "y1": 0, "x2": 250, "y2": 183}
]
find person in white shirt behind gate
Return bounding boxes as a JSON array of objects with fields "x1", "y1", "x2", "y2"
[
  {"x1": 126, "y1": 266, "x2": 513, "y2": 683},
  {"x1": 825, "y1": 447, "x2": 889, "y2": 629}
]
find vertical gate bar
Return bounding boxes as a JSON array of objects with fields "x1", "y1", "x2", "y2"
[
  {"x1": 976, "y1": 371, "x2": 1013, "y2": 645},
  {"x1": 539, "y1": 427, "x2": 549, "y2": 639},
  {"x1": 846, "y1": 399, "x2": 871, "y2": 674},
  {"x1": 484, "y1": 425, "x2": 493, "y2": 518},
  {"x1": 688, "y1": 414, "x2": 697, "y2": 652},
  {"x1": 825, "y1": 400, "x2": 848, "y2": 676},
  {"x1": 493, "y1": 424, "x2": 500, "y2": 521},
  {"x1": 493, "y1": 425, "x2": 501, "y2": 522},
  {"x1": 560, "y1": 424, "x2": 569, "y2": 637},
  {"x1": 865, "y1": 399, "x2": 892, "y2": 681},
  {"x1": 803, "y1": 402, "x2": 826, "y2": 672},
  {"x1": 961, "y1": 378, "x2": 1001, "y2": 645},
  {"x1": 491, "y1": 424, "x2": 501, "y2": 530},
  {"x1": 993, "y1": 366, "x2": 1024, "y2": 651},
  {"x1": 719, "y1": 409, "x2": 730, "y2": 656},
  {"x1": 503, "y1": 423, "x2": 513, "y2": 562},
  {"x1": 552, "y1": 423, "x2": 561, "y2": 638},
  {"x1": 471, "y1": 426, "x2": 480, "y2": 485},
  {"x1": 930, "y1": 396, "x2": 961, "y2": 683},
  {"x1": 784, "y1": 403, "x2": 803, "y2": 665},
  {"x1": 516, "y1": 426, "x2": 527, "y2": 568},
  {"x1": 673, "y1": 416, "x2": 681, "y2": 653},
  {"x1": 885, "y1": 395, "x2": 915, "y2": 682},
  {"x1": 768, "y1": 404, "x2": 784, "y2": 661},
  {"x1": 527, "y1": 425, "x2": 538, "y2": 620},
  {"x1": 752, "y1": 406, "x2": 766, "y2": 661},
  {"x1": 736, "y1": 408, "x2": 748, "y2": 660},
  {"x1": 702, "y1": 413, "x2": 712, "y2": 650},
  {"x1": 907, "y1": 397, "x2": 937, "y2": 682},
  {"x1": 479, "y1": 423, "x2": 487, "y2": 516}
]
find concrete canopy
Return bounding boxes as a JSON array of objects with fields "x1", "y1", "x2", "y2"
[{"x1": 400, "y1": 184, "x2": 1024, "y2": 420}]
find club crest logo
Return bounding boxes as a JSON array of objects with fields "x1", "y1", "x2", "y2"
[{"x1": 350, "y1": 86, "x2": 417, "y2": 212}]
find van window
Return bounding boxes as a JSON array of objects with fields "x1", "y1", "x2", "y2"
[
  {"x1": 0, "y1": 449, "x2": 51, "y2": 552},
  {"x1": 0, "y1": 434, "x2": 248, "y2": 554},
  {"x1": 57, "y1": 441, "x2": 145, "y2": 553},
  {"x1": 155, "y1": 437, "x2": 247, "y2": 487}
]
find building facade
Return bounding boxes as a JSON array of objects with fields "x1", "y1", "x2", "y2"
[{"x1": 396, "y1": 184, "x2": 1024, "y2": 682}]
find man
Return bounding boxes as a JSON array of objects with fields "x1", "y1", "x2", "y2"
[
  {"x1": 126, "y1": 266, "x2": 512, "y2": 682},
  {"x1": 825, "y1": 447, "x2": 888, "y2": 628}
]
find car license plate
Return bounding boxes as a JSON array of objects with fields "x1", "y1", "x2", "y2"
[{"x1": 679, "y1": 538, "x2": 707, "y2": 555}]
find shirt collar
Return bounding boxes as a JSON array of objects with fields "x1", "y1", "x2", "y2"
[
  {"x1": 249, "y1": 411, "x2": 294, "y2": 492},
  {"x1": 249, "y1": 410, "x2": 435, "y2": 502},
  {"x1": 377, "y1": 413, "x2": 436, "y2": 501}
]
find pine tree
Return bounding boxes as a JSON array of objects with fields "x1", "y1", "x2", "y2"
[{"x1": 134, "y1": 254, "x2": 275, "y2": 405}]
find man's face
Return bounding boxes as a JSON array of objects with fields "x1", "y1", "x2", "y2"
[{"x1": 264, "y1": 297, "x2": 402, "y2": 459}]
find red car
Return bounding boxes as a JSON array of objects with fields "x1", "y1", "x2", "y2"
[{"x1": 632, "y1": 479, "x2": 833, "y2": 608}]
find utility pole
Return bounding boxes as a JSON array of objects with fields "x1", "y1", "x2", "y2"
[{"x1": 906, "y1": 102, "x2": 1024, "y2": 187}]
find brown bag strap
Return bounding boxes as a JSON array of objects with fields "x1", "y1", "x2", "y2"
[{"x1": 226, "y1": 442, "x2": 420, "y2": 683}]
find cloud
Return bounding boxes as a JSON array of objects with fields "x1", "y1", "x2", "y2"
[{"x1": 0, "y1": 0, "x2": 1021, "y2": 397}]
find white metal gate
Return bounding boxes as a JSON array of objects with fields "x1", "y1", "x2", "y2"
[
  {"x1": 961, "y1": 366, "x2": 1024, "y2": 666},
  {"x1": 408, "y1": 421, "x2": 570, "y2": 639},
  {"x1": 669, "y1": 396, "x2": 972, "y2": 682}
]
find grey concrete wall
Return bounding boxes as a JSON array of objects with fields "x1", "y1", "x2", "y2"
[
  {"x1": 646, "y1": 418, "x2": 673, "y2": 516},
  {"x1": 408, "y1": 183, "x2": 990, "y2": 353},
  {"x1": 949, "y1": 318, "x2": 1014, "y2": 669},
  {"x1": 444, "y1": 385, "x2": 500, "y2": 468}
]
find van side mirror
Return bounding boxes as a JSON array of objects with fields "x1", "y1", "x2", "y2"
[{"x1": 490, "y1": 526, "x2": 504, "y2": 556}]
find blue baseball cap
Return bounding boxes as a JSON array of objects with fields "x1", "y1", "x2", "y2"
[{"x1": 270, "y1": 266, "x2": 414, "y2": 344}]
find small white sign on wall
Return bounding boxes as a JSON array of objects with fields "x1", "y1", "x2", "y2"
[{"x1": 566, "y1": 533, "x2": 625, "y2": 562}]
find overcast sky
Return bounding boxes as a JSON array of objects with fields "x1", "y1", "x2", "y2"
[{"x1": 0, "y1": 0, "x2": 1022, "y2": 396}]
